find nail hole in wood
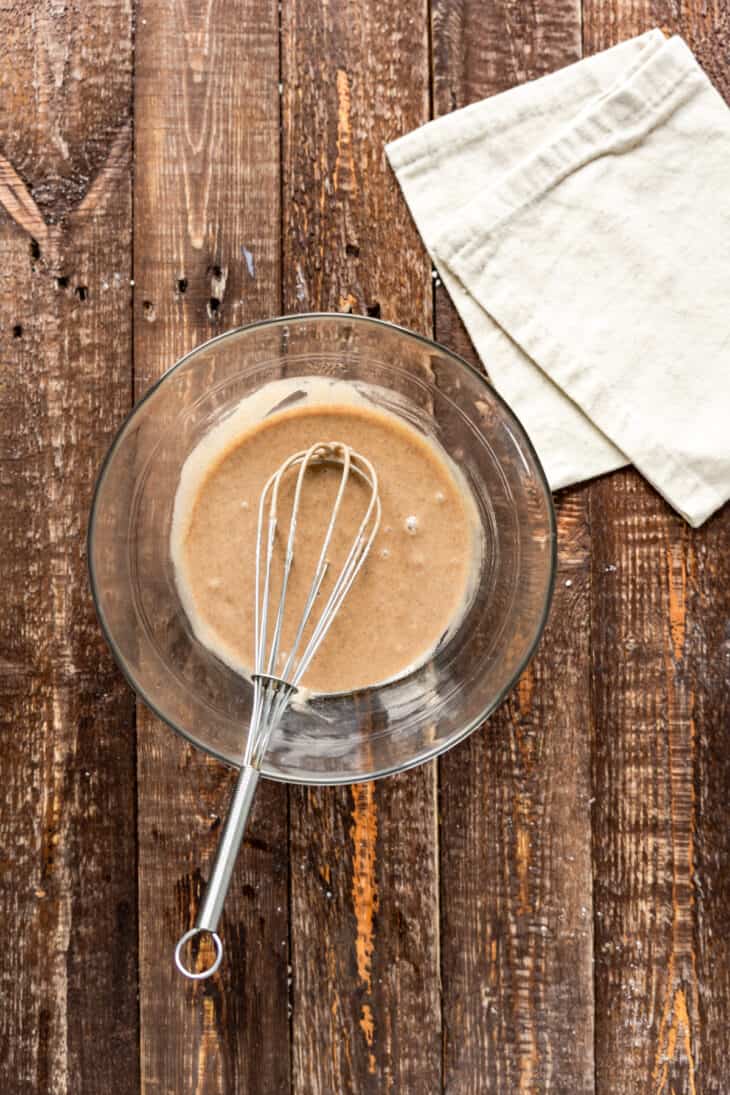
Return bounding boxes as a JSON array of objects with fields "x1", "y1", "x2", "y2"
[
  {"x1": 366, "y1": 302, "x2": 381, "y2": 319},
  {"x1": 345, "y1": 243, "x2": 360, "y2": 257},
  {"x1": 177, "y1": 278, "x2": 188, "y2": 294},
  {"x1": 208, "y1": 296, "x2": 220, "y2": 317},
  {"x1": 56, "y1": 276, "x2": 70, "y2": 289},
  {"x1": 13, "y1": 324, "x2": 23, "y2": 338},
  {"x1": 75, "y1": 285, "x2": 88, "y2": 302},
  {"x1": 30, "y1": 239, "x2": 41, "y2": 261},
  {"x1": 208, "y1": 265, "x2": 222, "y2": 279}
]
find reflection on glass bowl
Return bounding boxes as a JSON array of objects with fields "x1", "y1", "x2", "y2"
[{"x1": 88, "y1": 314, "x2": 556, "y2": 784}]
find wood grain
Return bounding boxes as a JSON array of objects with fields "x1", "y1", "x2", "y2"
[
  {"x1": 0, "y1": 1, "x2": 728, "y2": 1091},
  {"x1": 430, "y1": 3, "x2": 595, "y2": 1091},
  {"x1": 438, "y1": 492, "x2": 594, "y2": 1095},
  {"x1": 691, "y1": 504, "x2": 730, "y2": 1095},
  {"x1": 0, "y1": 3, "x2": 137, "y2": 1093},
  {"x1": 281, "y1": 1, "x2": 442, "y2": 1090},
  {"x1": 582, "y1": 5, "x2": 730, "y2": 1094},
  {"x1": 589, "y1": 478, "x2": 698, "y2": 1094},
  {"x1": 0, "y1": 0, "x2": 133, "y2": 221},
  {"x1": 133, "y1": 1, "x2": 287, "y2": 1092}
]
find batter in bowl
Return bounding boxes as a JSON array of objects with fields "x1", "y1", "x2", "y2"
[{"x1": 171, "y1": 379, "x2": 482, "y2": 693}]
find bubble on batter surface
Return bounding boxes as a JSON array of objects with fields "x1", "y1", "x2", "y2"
[
  {"x1": 380, "y1": 547, "x2": 391, "y2": 560},
  {"x1": 207, "y1": 577, "x2": 222, "y2": 591},
  {"x1": 405, "y1": 515, "x2": 419, "y2": 535},
  {"x1": 435, "y1": 490, "x2": 446, "y2": 504},
  {"x1": 240, "y1": 499, "x2": 250, "y2": 510}
]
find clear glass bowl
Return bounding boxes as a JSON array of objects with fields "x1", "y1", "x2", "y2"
[{"x1": 89, "y1": 314, "x2": 556, "y2": 783}]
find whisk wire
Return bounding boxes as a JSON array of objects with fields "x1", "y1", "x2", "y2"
[
  {"x1": 256, "y1": 442, "x2": 380, "y2": 689},
  {"x1": 295, "y1": 478, "x2": 380, "y2": 683},
  {"x1": 277, "y1": 445, "x2": 351, "y2": 682}
]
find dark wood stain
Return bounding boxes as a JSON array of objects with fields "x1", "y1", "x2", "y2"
[
  {"x1": 132, "y1": 0, "x2": 288, "y2": 1092},
  {"x1": 431, "y1": 3, "x2": 595, "y2": 1091},
  {"x1": 281, "y1": 0, "x2": 441, "y2": 1090},
  {"x1": 0, "y1": 1, "x2": 728, "y2": 1092},
  {"x1": 0, "y1": 3, "x2": 138, "y2": 1093}
]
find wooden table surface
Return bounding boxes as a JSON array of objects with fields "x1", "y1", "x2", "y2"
[{"x1": 2, "y1": 2, "x2": 729, "y2": 1092}]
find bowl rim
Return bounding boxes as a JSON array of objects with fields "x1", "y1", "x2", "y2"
[{"x1": 88, "y1": 311, "x2": 557, "y2": 783}]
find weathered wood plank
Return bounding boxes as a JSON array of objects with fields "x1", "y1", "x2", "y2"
[
  {"x1": 134, "y1": 1, "x2": 287, "y2": 1092},
  {"x1": 438, "y1": 489, "x2": 594, "y2": 1095},
  {"x1": 691, "y1": 505, "x2": 730, "y2": 1095},
  {"x1": 0, "y1": 3, "x2": 137, "y2": 1093},
  {"x1": 281, "y1": 0, "x2": 441, "y2": 1090},
  {"x1": 589, "y1": 476, "x2": 700, "y2": 1094},
  {"x1": 431, "y1": 3, "x2": 596, "y2": 1091},
  {"x1": 583, "y1": 4, "x2": 730, "y2": 1093}
]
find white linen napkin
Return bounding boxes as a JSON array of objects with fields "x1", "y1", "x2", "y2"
[{"x1": 386, "y1": 29, "x2": 730, "y2": 527}]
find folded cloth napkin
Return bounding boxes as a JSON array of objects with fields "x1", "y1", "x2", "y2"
[{"x1": 386, "y1": 29, "x2": 730, "y2": 527}]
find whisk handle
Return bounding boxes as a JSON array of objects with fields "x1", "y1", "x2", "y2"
[{"x1": 174, "y1": 763, "x2": 261, "y2": 980}]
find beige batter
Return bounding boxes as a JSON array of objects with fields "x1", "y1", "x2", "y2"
[{"x1": 172, "y1": 380, "x2": 481, "y2": 693}]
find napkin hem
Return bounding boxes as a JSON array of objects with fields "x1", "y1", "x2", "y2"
[
  {"x1": 433, "y1": 36, "x2": 703, "y2": 268},
  {"x1": 386, "y1": 30, "x2": 666, "y2": 175}
]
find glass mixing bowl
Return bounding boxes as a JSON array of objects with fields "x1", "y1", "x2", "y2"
[{"x1": 89, "y1": 314, "x2": 556, "y2": 783}]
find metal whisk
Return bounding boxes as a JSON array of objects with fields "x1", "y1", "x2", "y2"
[{"x1": 175, "y1": 441, "x2": 380, "y2": 979}]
